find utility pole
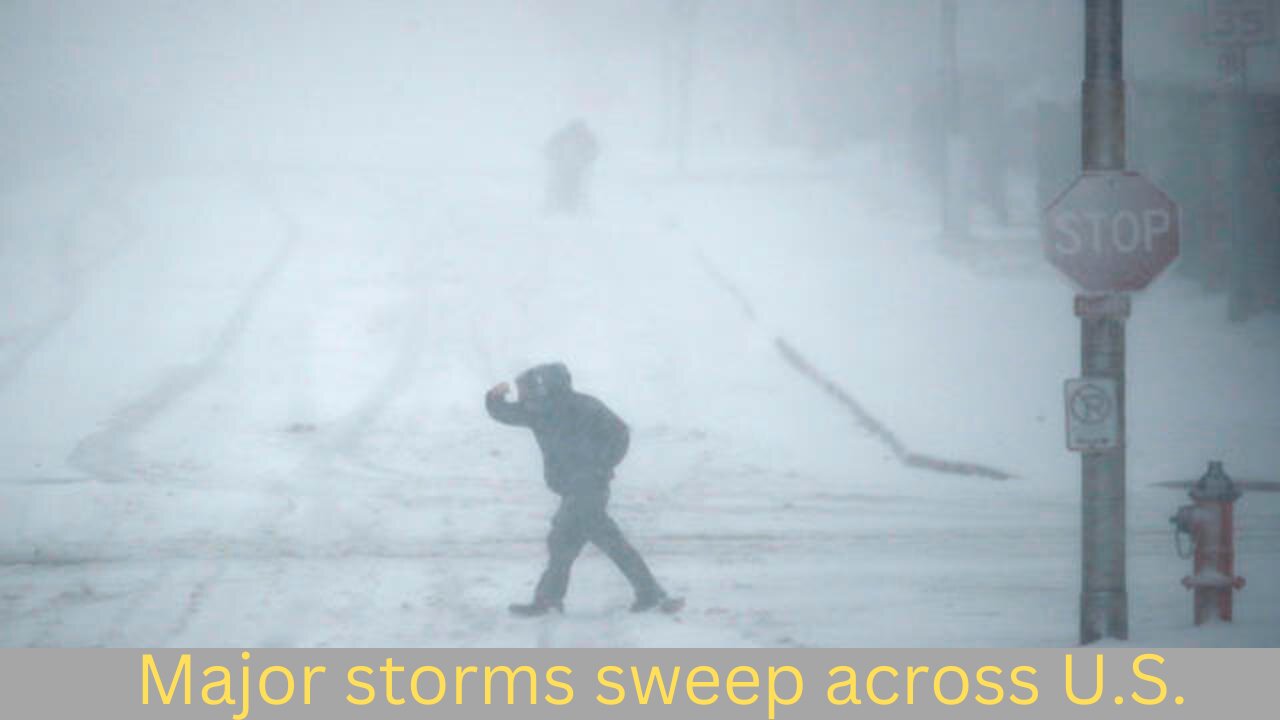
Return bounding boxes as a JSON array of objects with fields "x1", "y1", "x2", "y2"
[
  {"x1": 1078, "y1": 0, "x2": 1128, "y2": 644},
  {"x1": 768, "y1": 0, "x2": 800, "y2": 146},
  {"x1": 940, "y1": 0, "x2": 969, "y2": 242},
  {"x1": 1201, "y1": 0, "x2": 1275, "y2": 321},
  {"x1": 1223, "y1": 46, "x2": 1252, "y2": 323},
  {"x1": 663, "y1": 0, "x2": 698, "y2": 173}
]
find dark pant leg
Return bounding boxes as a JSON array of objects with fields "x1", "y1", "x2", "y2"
[
  {"x1": 564, "y1": 488, "x2": 663, "y2": 600},
  {"x1": 587, "y1": 510, "x2": 664, "y2": 601},
  {"x1": 533, "y1": 495, "x2": 591, "y2": 604},
  {"x1": 534, "y1": 489, "x2": 664, "y2": 603}
]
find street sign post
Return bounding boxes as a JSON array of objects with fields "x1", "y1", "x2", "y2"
[
  {"x1": 1046, "y1": 0, "x2": 1181, "y2": 646},
  {"x1": 1044, "y1": 171, "x2": 1180, "y2": 293},
  {"x1": 1065, "y1": 377, "x2": 1120, "y2": 452}
]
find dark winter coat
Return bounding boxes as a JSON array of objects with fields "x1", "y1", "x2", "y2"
[
  {"x1": 486, "y1": 364, "x2": 629, "y2": 496},
  {"x1": 545, "y1": 120, "x2": 599, "y2": 172}
]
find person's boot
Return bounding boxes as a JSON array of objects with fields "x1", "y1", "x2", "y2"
[
  {"x1": 508, "y1": 597, "x2": 563, "y2": 618},
  {"x1": 630, "y1": 592, "x2": 684, "y2": 614}
]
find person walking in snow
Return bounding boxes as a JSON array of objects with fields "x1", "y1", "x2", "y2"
[
  {"x1": 543, "y1": 119, "x2": 599, "y2": 214},
  {"x1": 486, "y1": 362, "x2": 679, "y2": 616}
]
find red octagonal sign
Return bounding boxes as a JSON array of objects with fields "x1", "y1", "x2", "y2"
[{"x1": 1044, "y1": 171, "x2": 1180, "y2": 293}]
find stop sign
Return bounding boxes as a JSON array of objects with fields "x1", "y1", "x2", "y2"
[{"x1": 1044, "y1": 172, "x2": 1180, "y2": 293}]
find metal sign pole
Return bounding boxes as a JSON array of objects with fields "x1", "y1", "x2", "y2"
[
  {"x1": 1076, "y1": 294, "x2": 1129, "y2": 643},
  {"x1": 1202, "y1": 0, "x2": 1276, "y2": 319},
  {"x1": 1079, "y1": 0, "x2": 1128, "y2": 644},
  {"x1": 1047, "y1": 0, "x2": 1178, "y2": 644}
]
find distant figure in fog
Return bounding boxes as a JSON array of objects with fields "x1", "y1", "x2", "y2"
[{"x1": 544, "y1": 120, "x2": 599, "y2": 214}]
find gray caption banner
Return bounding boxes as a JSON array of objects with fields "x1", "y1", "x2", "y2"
[{"x1": 2, "y1": 648, "x2": 1272, "y2": 719}]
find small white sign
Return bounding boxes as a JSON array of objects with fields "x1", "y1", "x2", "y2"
[
  {"x1": 1204, "y1": 0, "x2": 1276, "y2": 47},
  {"x1": 1065, "y1": 378, "x2": 1120, "y2": 452}
]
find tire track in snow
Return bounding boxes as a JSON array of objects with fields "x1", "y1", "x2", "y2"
[
  {"x1": 66, "y1": 176, "x2": 299, "y2": 483},
  {"x1": 103, "y1": 564, "x2": 177, "y2": 645},
  {"x1": 284, "y1": 176, "x2": 507, "y2": 642},
  {"x1": 695, "y1": 249, "x2": 1016, "y2": 481},
  {"x1": 296, "y1": 277, "x2": 429, "y2": 483},
  {"x1": 50, "y1": 175, "x2": 298, "y2": 643},
  {"x1": 162, "y1": 561, "x2": 227, "y2": 645},
  {"x1": 58, "y1": 172, "x2": 437, "y2": 644},
  {"x1": 0, "y1": 175, "x2": 140, "y2": 393},
  {"x1": 285, "y1": 174, "x2": 433, "y2": 485},
  {"x1": 238, "y1": 173, "x2": 443, "y2": 633}
]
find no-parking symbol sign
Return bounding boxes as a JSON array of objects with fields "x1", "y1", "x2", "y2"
[{"x1": 1065, "y1": 377, "x2": 1120, "y2": 452}]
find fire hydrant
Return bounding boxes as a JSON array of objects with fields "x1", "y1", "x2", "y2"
[{"x1": 1170, "y1": 461, "x2": 1246, "y2": 624}]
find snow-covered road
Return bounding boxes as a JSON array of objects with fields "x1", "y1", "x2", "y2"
[{"x1": 2, "y1": 159, "x2": 1277, "y2": 647}]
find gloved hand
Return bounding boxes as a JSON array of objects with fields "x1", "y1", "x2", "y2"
[{"x1": 487, "y1": 382, "x2": 511, "y2": 399}]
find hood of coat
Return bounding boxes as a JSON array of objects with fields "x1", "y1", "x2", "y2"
[{"x1": 515, "y1": 362, "x2": 572, "y2": 410}]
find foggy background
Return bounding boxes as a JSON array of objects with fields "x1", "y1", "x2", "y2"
[
  {"x1": 1, "y1": 1, "x2": 1278, "y2": 647},
  {"x1": 6, "y1": 1, "x2": 1276, "y2": 181}
]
